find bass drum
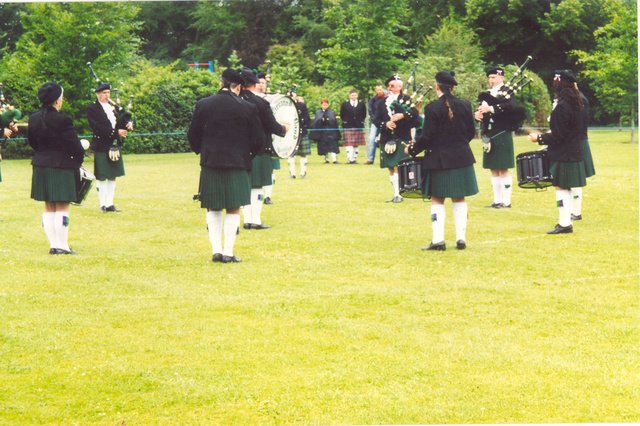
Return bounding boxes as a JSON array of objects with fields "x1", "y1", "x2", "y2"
[
  {"x1": 72, "y1": 166, "x2": 95, "y2": 206},
  {"x1": 263, "y1": 94, "x2": 301, "y2": 158}
]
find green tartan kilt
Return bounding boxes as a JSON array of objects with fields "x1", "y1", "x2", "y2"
[
  {"x1": 294, "y1": 135, "x2": 311, "y2": 156},
  {"x1": 94, "y1": 151, "x2": 125, "y2": 180},
  {"x1": 482, "y1": 129, "x2": 515, "y2": 169},
  {"x1": 271, "y1": 157, "x2": 281, "y2": 171},
  {"x1": 550, "y1": 161, "x2": 587, "y2": 189},
  {"x1": 250, "y1": 153, "x2": 273, "y2": 187},
  {"x1": 422, "y1": 165, "x2": 479, "y2": 198},
  {"x1": 31, "y1": 166, "x2": 77, "y2": 202},
  {"x1": 581, "y1": 138, "x2": 596, "y2": 178},
  {"x1": 199, "y1": 167, "x2": 250, "y2": 210},
  {"x1": 380, "y1": 144, "x2": 410, "y2": 169}
]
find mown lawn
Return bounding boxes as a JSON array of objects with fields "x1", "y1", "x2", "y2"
[{"x1": 0, "y1": 130, "x2": 637, "y2": 425}]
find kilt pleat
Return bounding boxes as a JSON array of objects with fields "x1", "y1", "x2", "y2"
[
  {"x1": 422, "y1": 165, "x2": 478, "y2": 198},
  {"x1": 380, "y1": 146, "x2": 410, "y2": 169},
  {"x1": 342, "y1": 128, "x2": 366, "y2": 147},
  {"x1": 250, "y1": 153, "x2": 273, "y2": 187},
  {"x1": 482, "y1": 129, "x2": 515, "y2": 169},
  {"x1": 94, "y1": 151, "x2": 125, "y2": 180},
  {"x1": 550, "y1": 161, "x2": 587, "y2": 189},
  {"x1": 294, "y1": 135, "x2": 311, "y2": 156},
  {"x1": 31, "y1": 166, "x2": 77, "y2": 202},
  {"x1": 581, "y1": 139, "x2": 596, "y2": 178},
  {"x1": 199, "y1": 167, "x2": 250, "y2": 210},
  {"x1": 271, "y1": 157, "x2": 281, "y2": 170}
]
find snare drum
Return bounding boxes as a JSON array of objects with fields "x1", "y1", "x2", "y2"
[
  {"x1": 398, "y1": 158, "x2": 427, "y2": 199},
  {"x1": 72, "y1": 166, "x2": 95, "y2": 206},
  {"x1": 516, "y1": 150, "x2": 552, "y2": 189},
  {"x1": 263, "y1": 94, "x2": 301, "y2": 158}
]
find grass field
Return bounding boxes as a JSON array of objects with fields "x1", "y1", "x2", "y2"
[{"x1": 1, "y1": 130, "x2": 638, "y2": 425}]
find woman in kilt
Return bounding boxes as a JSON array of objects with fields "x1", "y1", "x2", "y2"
[
  {"x1": 528, "y1": 70, "x2": 586, "y2": 234},
  {"x1": 570, "y1": 88, "x2": 595, "y2": 220},
  {"x1": 28, "y1": 82, "x2": 86, "y2": 254},
  {"x1": 407, "y1": 71, "x2": 478, "y2": 251}
]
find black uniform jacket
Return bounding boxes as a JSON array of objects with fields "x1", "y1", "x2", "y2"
[
  {"x1": 241, "y1": 90, "x2": 286, "y2": 155},
  {"x1": 187, "y1": 88, "x2": 265, "y2": 171},
  {"x1": 477, "y1": 84, "x2": 520, "y2": 133},
  {"x1": 339, "y1": 100, "x2": 367, "y2": 129},
  {"x1": 87, "y1": 100, "x2": 130, "y2": 152},
  {"x1": 538, "y1": 99, "x2": 583, "y2": 163},
  {"x1": 295, "y1": 100, "x2": 311, "y2": 137},
  {"x1": 372, "y1": 94, "x2": 420, "y2": 146},
  {"x1": 580, "y1": 94, "x2": 590, "y2": 140},
  {"x1": 28, "y1": 106, "x2": 85, "y2": 169},
  {"x1": 409, "y1": 95, "x2": 476, "y2": 171}
]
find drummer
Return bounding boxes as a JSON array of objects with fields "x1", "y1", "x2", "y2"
[
  {"x1": 528, "y1": 70, "x2": 586, "y2": 234},
  {"x1": 406, "y1": 71, "x2": 478, "y2": 251},
  {"x1": 28, "y1": 82, "x2": 87, "y2": 254},
  {"x1": 239, "y1": 67, "x2": 289, "y2": 230}
]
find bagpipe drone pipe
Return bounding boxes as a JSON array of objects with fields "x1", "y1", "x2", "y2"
[{"x1": 87, "y1": 62, "x2": 136, "y2": 127}]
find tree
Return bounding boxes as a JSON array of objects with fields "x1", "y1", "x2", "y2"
[
  {"x1": 316, "y1": 0, "x2": 410, "y2": 96},
  {"x1": 0, "y1": 2, "x2": 141, "y2": 133},
  {"x1": 0, "y1": 3, "x2": 27, "y2": 53},
  {"x1": 573, "y1": 0, "x2": 638, "y2": 141}
]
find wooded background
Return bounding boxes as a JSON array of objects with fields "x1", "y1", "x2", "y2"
[{"x1": 0, "y1": 0, "x2": 637, "y2": 157}]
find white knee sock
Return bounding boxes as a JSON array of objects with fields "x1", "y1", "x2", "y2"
[
  {"x1": 54, "y1": 212, "x2": 70, "y2": 251},
  {"x1": 223, "y1": 213, "x2": 240, "y2": 257},
  {"x1": 346, "y1": 146, "x2": 354, "y2": 162},
  {"x1": 452, "y1": 201, "x2": 468, "y2": 242},
  {"x1": 571, "y1": 187, "x2": 582, "y2": 216},
  {"x1": 556, "y1": 189, "x2": 572, "y2": 227},
  {"x1": 96, "y1": 180, "x2": 107, "y2": 207},
  {"x1": 42, "y1": 212, "x2": 57, "y2": 249},
  {"x1": 241, "y1": 204, "x2": 252, "y2": 225},
  {"x1": 300, "y1": 157, "x2": 307, "y2": 175},
  {"x1": 264, "y1": 173, "x2": 275, "y2": 197},
  {"x1": 390, "y1": 173, "x2": 400, "y2": 197},
  {"x1": 354, "y1": 146, "x2": 359, "y2": 161},
  {"x1": 330, "y1": 152, "x2": 337, "y2": 162},
  {"x1": 288, "y1": 157, "x2": 296, "y2": 175},
  {"x1": 491, "y1": 176, "x2": 501, "y2": 204},
  {"x1": 206, "y1": 211, "x2": 224, "y2": 255},
  {"x1": 106, "y1": 180, "x2": 116, "y2": 207},
  {"x1": 250, "y1": 188, "x2": 264, "y2": 225},
  {"x1": 501, "y1": 176, "x2": 512, "y2": 206},
  {"x1": 431, "y1": 204, "x2": 446, "y2": 244}
]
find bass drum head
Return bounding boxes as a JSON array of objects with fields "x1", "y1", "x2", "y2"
[{"x1": 264, "y1": 94, "x2": 301, "y2": 158}]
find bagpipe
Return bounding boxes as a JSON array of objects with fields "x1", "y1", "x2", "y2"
[
  {"x1": 477, "y1": 56, "x2": 532, "y2": 135},
  {"x1": 87, "y1": 62, "x2": 135, "y2": 127},
  {"x1": 0, "y1": 83, "x2": 23, "y2": 133},
  {"x1": 390, "y1": 62, "x2": 433, "y2": 114}
]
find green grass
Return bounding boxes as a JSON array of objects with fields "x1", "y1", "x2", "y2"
[{"x1": 1, "y1": 130, "x2": 638, "y2": 425}]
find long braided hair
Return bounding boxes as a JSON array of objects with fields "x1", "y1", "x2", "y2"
[{"x1": 437, "y1": 83, "x2": 456, "y2": 121}]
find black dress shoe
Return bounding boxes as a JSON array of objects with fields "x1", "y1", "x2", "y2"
[
  {"x1": 571, "y1": 214, "x2": 582, "y2": 220},
  {"x1": 99, "y1": 206, "x2": 107, "y2": 213},
  {"x1": 243, "y1": 223, "x2": 252, "y2": 230},
  {"x1": 422, "y1": 241, "x2": 446, "y2": 251},
  {"x1": 324, "y1": 160, "x2": 330, "y2": 164},
  {"x1": 251, "y1": 223, "x2": 271, "y2": 229},
  {"x1": 263, "y1": 197, "x2": 273, "y2": 205},
  {"x1": 300, "y1": 173, "x2": 306, "y2": 179},
  {"x1": 485, "y1": 202, "x2": 502, "y2": 208},
  {"x1": 333, "y1": 161, "x2": 340, "y2": 164},
  {"x1": 105, "y1": 205, "x2": 121, "y2": 212},
  {"x1": 290, "y1": 175, "x2": 296, "y2": 179},
  {"x1": 212, "y1": 253, "x2": 223, "y2": 262},
  {"x1": 57, "y1": 248, "x2": 79, "y2": 255},
  {"x1": 49, "y1": 248, "x2": 59, "y2": 255},
  {"x1": 547, "y1": 224, "x2": 573, "y2": 234},
  {"x1": 456, "y1": 240, "x2": 466, "y2": 250},
  {"x1": 499, "y1": 203, "x2": 512, "y2": 208},
  {"x1": 386, "y1": 195, "x2": 403, "y2": 203},
  {"x1": 221, "y1": 255, "x2": 242, "y2": 263}
]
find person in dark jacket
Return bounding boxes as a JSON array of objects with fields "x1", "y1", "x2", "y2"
[
  {"x1": 528, "y1": 70, "x2": 586, "y2": 234},
  {"x1": 310, "y1": 99, "x2": 341, "y2": 163},
  {"x1": 339, "y1": 89, "x2": 367, "y2": 164},
  {"x1": 187, "y1": 69, "x2": 265, "y2": 263},
  {"x1": 366, "y1": 84, "x2": 386, "y2": 164},
  {"x1": 287, "y1": 95, "x2": 312, "y2": 178},
  {"x1": 239, "y1": 67, "x2": 288, "y2": 228},
  {"x1": 407, "y1": 71, "x2": 478, "y2": 251},
  {"x1": 474, "y1": 67, "x2": 520, "y2": 208},
  {"x1": 87, "y1": 82, "x2": 133, "y2": 213},
  {"x1": 570, "y1": 87, "x2": 595, "y2": 220},
  {"x1": 373, "y1": 75, "x2": 420, "y2": 203},
  {"x1": 28, "y1": 82, "x2": 87, "y2": 254}
]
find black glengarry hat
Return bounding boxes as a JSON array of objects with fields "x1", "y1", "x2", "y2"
[
  {"x1": 435, "y1": 71, "x2": 458, "y2": 86},
  {"x1": 554, "y1": 69, "x2": 577, "y2": 84},
  {"x1": 486, "y1": 67, "x2": 504, "y2": 77},
  {"x1": 240, "y1": 67, "x2": 260, "y2": 85},
  {"x1": 37, "y1": 81, "x2": 63, "y2": 105},
  {"x1": 95, "y1": 82, "x2": 111, "y2": 92},
  {"x1": 221, "y1": 68, "x2": 245, "y2": 85},
  {"x1": 384, "y1": 74, "x2": 402, "y2": 87}
]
